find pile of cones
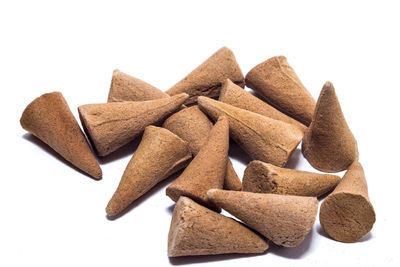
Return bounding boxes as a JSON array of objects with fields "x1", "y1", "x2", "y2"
[{"x1": 20, "y1": 47, "x2": 375, "y2": 259}]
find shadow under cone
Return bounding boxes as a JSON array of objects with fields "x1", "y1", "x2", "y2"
[
  {"x1": 198, "y1": 97, "x2": 304, "y2": 167},
  {"x1": 320, "y1": 162, "x2": 375, "y2": 242},
  {"x1": 78, "y1": 93, "x2": 188, "y2": 157},
  {"x1": 20, "y1": 92, "x2": 102, "y2": 179},
  {"x1": 166, "y1": 47, "x2": 244, "y2": 105},
  {"x1": 207, "y1": 189, "x2": 318, "y2": 247},
  {"x1": 168, "y1": 196, "x2": 268, "y2": 257},
  {"x1": 302, "y1": 81, "x2": 359, "y2": 172}
]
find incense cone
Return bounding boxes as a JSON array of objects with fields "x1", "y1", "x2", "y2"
[
  {"x1": 78, "y1": 93, "x2": 188, "y2": 156},
  {"x1": 108, "y1": 69, "x2": 169, "y2": 102},
  {"x1": 166, "y1": 47, "x2": 244, "y2": 104},
  {"x1": 302, "y1": 81, "x2": 359, "y2": 172},
  {"x1": 106, "y1": 126, "x2": 191, "y2": 217},
  {"x1": 242, "y1": 160, "x2": 340, "y2": 197},
  {"x1": 163, "y1": 106, "x2": 242, "y2": 191},
  {"x1": 245, "y1": 56, "x2": 315, "y2": 125},
  {"x1": 207, "y1": 189, "x2": 318, "y2": 247},
  {"x1": 219, "y1": 79, "x2": 307, "y2": 132},
  {"x1": 166, "y1": 116, "x2": 229, "y2": 211},
  {"x1": 320, "y1": 162, "x2": 375, "y2": 242},
  {"x1": 20, "y1": 92, "x2": 102, "y2": 179},
  {"x1": 198, "y1": 97, "x2": 304, "y2": 167},
  {"x1": 168, "y1": 196, "x2": 268, "y2": 257}
]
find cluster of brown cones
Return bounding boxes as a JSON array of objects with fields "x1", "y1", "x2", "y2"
[{"x1": 20, "y1": 47, "x2": 375, "y2": 259}]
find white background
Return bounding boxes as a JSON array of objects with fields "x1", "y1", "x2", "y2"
[{"x1": 1, "y1": 1, "x2": 399, "y2": 266}]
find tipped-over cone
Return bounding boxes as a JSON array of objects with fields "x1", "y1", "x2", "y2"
[
  {"x1": 207, "y1": 189, "x2": 318, "y2": 247},
  {"x1": 106, "y1": 126, "x2": 191, "y2": 217},
  {"x1": 245, "y1": 56, "x2": 315, "y2": 125},
  {"x1": 198, "y1": 97, "x2": 304, "y2": 167},
  {"x1": 320, "y1": 162, "x2": 375, "y2": 242},
  {"x1": 166, "y1": 47, "x2": 244, "y2": 104},
  {"x1": 168, "y1": 196, "x2": 268, "y2": 257},
  {"x1": 302, "y1": 81, "x2": 359, "y2": 172},
  {"x1": 166, "y1": 116, "x2": 229, "y2": 211},
  {"x1": 20, "y1": 92, "x2": 102, "y2": 179},
  {"x1": 242, "y1": 160, "x2": 340, "y2": 197},
  {"x1": 78, "y1": 93, "x2": 188, "y2": 156}
]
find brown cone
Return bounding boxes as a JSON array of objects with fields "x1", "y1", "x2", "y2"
[
  {"x1": 20, "y1": 92, "x2": 102, "y2": 179},
  {"x1": 163, "y1": 105, "x2": 242, "y2": 191},
  {"x1": 302, "y1": 81, "x2": 359, "y2": 172},
  {"x1": 78, "y1": 93, "x2": 188, "y2": 157},
  {"x1": 106, "y1": 126, "x2": 191, "y2": 217},
  {"x1": 320, "y1": 162, "x2": 375, "y2": 242},
  {"x1": 198, "y1": 96, "x2": 304, "y2": 167},
  {"x1": 242, "y1": 160, "x2": 340, "y2": 197},
  {"x1": 166, "y1": 116, "x2": 229, "y2": 211},
  {"x1": 245, "y1": 56, "x2": 315, "y2": 125},
  {"x1": 166, "y1": 47, "x2": 244, "y2": 105},
  {"x1": 207, "y1": 189, "x2": 318, "y2": 247}
]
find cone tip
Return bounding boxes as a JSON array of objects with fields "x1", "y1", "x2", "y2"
[
  {"x1": 206, "y1": 188, "x2": 220, "y2": 199},
  {"x1": 322, "y1": 81, "x2": 335, "y2": 93},
  {"x1": 113, "y1": 69, "x2": 120, "y2": 75}
]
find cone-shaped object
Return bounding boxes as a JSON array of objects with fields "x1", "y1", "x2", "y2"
[
  {"x1": 245, "y1": 56, "x2": 315, "y2": 125},
  {"x1": 242, "y1": 160, "x2": 340, "y2": 197},
  {"x1": 219, "y1": 79, "x2": 307, "y2": 132},
  {"x1": 207, "y1": 189, "x2": 318, "y2": 247},
  {"x1": 78, "y1": 93, "x2": 188, "y2": 156},
  {"x1": 166, "y1": 116, "x2": 229, "y2": 211},
  {"x1": 166, "y1": 47, "x2": 245, "y2": 105},
  {"x1": 20, "y1": 92, "x2": 102, "y2": 179},
  {"x1": 106, "y1": 126, "x2": 191, "y2": 217},
  {"x1": 107, "y1": 69, "x2": 169, "y2": 102},
  {"x1": 163, "y1": 106, "x2": 242, "y2": 191},
  {"x1": 302, "y1": 82, "x2": 358, "y2": 172},
  {"x1": 320, "y1": 162, "x2": 375, "y2": 242},
  {"x1": 198, "y1": 97, "x2": 303, "y2": 167},
  {"x1": 168, "y1": 196, "x2": 268, "y2": 257}
]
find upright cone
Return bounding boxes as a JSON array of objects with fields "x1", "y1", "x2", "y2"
[
  {"x1": 242, "y1": 160, "x2": 340, "y2": 197},
  {"x1": 198, "y1": 97, "x2": 304, "y2": 167},
  {"x1": 245, "y1": 56, "x2": 315, "y2": 125},
  {"x1": 207, "y1": 189, "x2": 318, "y2": 247},
  {"x1": 20, "y1": 92, "x2": 102, "y2": 179},
  {"x1": 320, "y1": 162, "x2": 375, "y2": 242},
  {"x1": 166, "y1": 47, "x2": 244, "y2": 104},
  {"x1": 302, "y1": 81, "x2": 358, "y2": 172},
  {"x1": 78, "y1": 93, "x2": 188, "y2": 156},
  {"x1": 168, "y1": 196, "x2": 268, "y2": 257},
  {"x1": 166, "y1": 116, "x2": 229, "y2": 211},
  {"x1": 106, "y1": 126, "x2": 191, "y2": 217},
  {"x1": 163, "y1": 106, "x2": 242, "y2": 191}
]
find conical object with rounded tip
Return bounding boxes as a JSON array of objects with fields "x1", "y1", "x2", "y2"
[
  {"x1": 78, "y1": 93, "x2": 188, "y2": 157},
  {"x1": 320, "y1": 162, "x2": 375, "y2": 243},
  {"x1": 302, "y1": 81, "x2": 358, "y2": 172},
  {"x1": 106, "y1": 126, "x2": 191, "y2": 217},
  {"x1": 198, "y1": 96, "x2": 304, "y2": 167},
  {"x1": 20, "y1": 92, "x2": 102, "y2": 179},
  {"x1": 242, "y1": 160, "x2": 340, "y2": 197}
]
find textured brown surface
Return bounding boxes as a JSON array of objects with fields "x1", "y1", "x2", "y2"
[
  {"x1": 106, "y1": 126, "x2": 191, "y2": 217},
  {"x1": 245, "y1": 56, "x2": 315, "y2": 125},
  {"x1": 20, "y1": 92, "x2": 102, "y2": 179},
  {"x1": 219, "y1": 79, "x2": 307, "y2": 132},
  {"x1": 168, "y1": 196, "x2": 268, "y2": 257},
  {"x1": 166, "y1": 47, "x2": 245, "y2": 104},
  {"x1": 302, "y1": 81, "x2": 358, "y2": 172},
  {"x1": 320, "y1": 162, "x2": 375, "y2": 242},
  {"x1": 166, "y1": 116, "x2": 229, "y2": 211},
  {"x1": 107, "y1": 69, "x2": 169, "y2": 102},
  {"x1": 78, "y1": 93, "x2": 188, "y2": 156},
  {"x1": 163, "y1": 105, "x2": 242, "y2": 191},
  {"x1": 242, "y1": 160, "x2": 340, "y2": 197},
  {"x1": 207, "y1": 189, "x2": 318, "y2": 247},
  {"x1": 198, "y1": 97, "x2": 304, "y2": 167}
]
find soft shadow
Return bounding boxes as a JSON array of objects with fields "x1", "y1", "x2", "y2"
[
  {"x1": 285, "y1": 148, "x2": 301, "y2": 170},
  {"x1": 229, "y1": 140, "x2": 252, "y2": 165},
  {"x1": 98, "y1": 136, "x2": 142, "y2": 165},
  {"x1": 166, "y1": 204, "x2": 175, "y2": 215},
  {"x1": 317, "y1": 225, "x2": 373, "y2": 243},
  {"x1": 169, "y1": 251, "x2": 267, "y2": 265},
  {"x1": 268, "y1": 228, "x2": 314, "y2": 259}
]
